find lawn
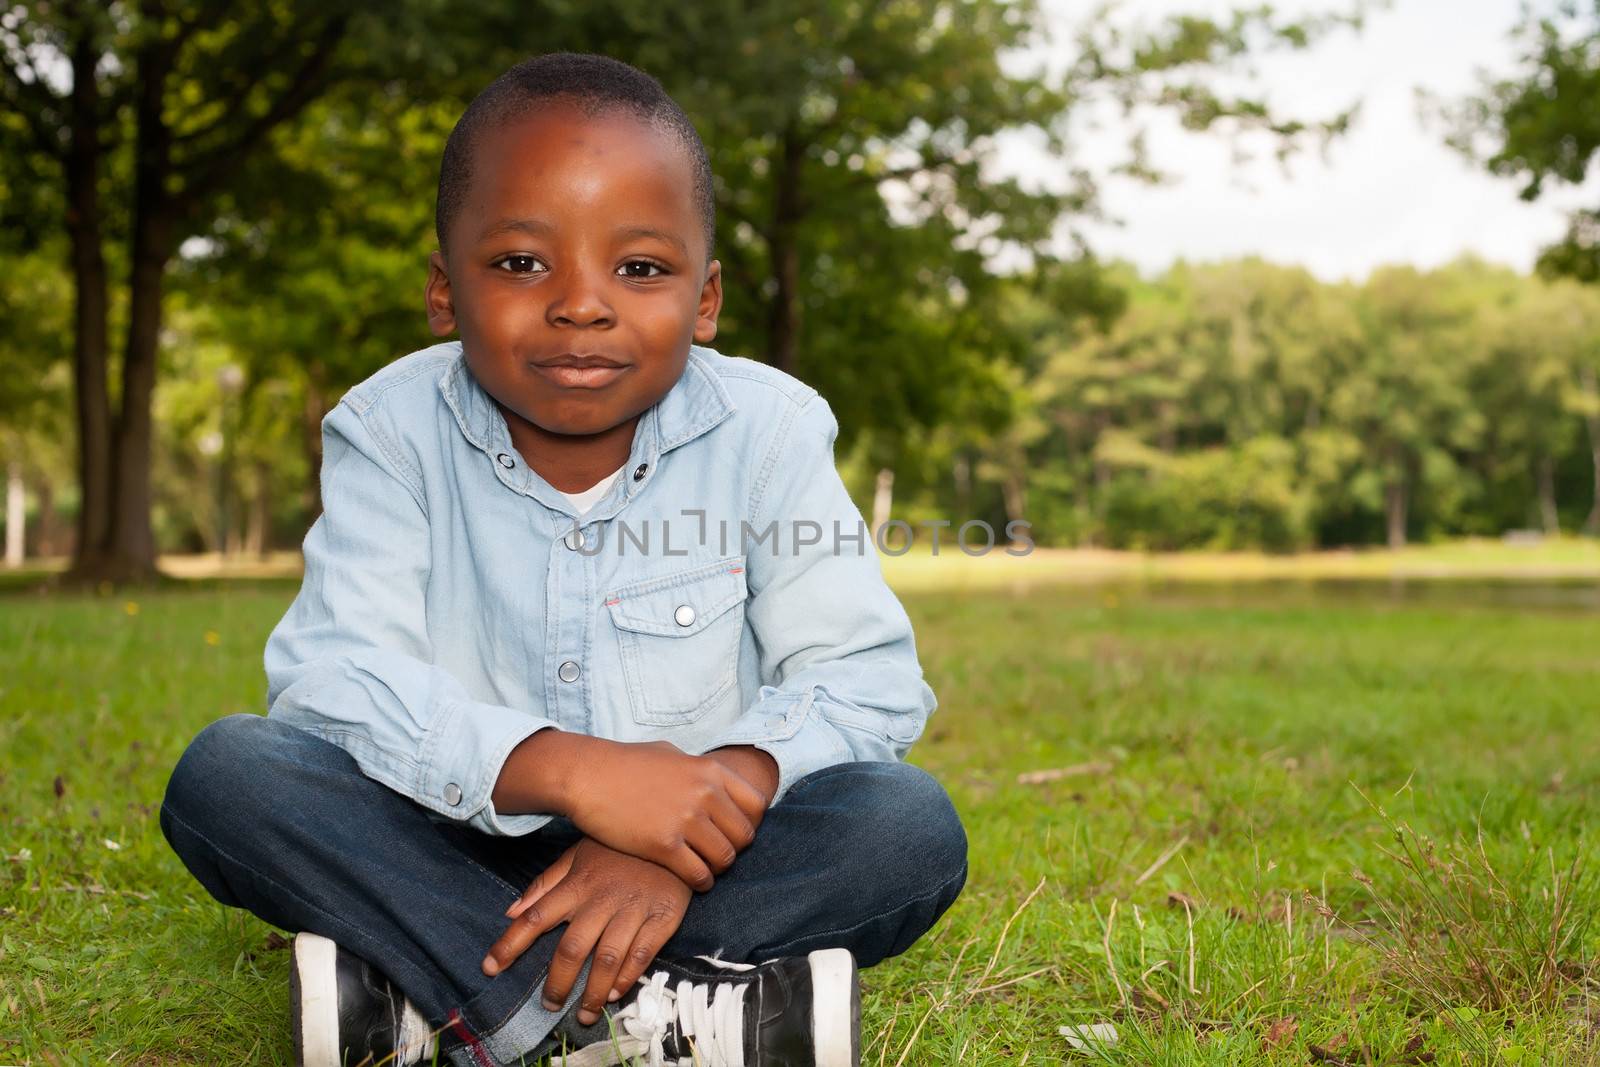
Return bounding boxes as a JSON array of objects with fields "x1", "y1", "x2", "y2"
[{"x1": 2, "y1": 569, "x2": 1597, "y2": 1064}]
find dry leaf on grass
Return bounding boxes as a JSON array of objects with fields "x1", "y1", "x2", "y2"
[
  {"x1": 1059, "y1": 1022, "x2": 1118, "y2": 1052},
  {"x1": 1017, "y1": 761, "x2": 1114, "y2": 785},
  {"x1": 1262, "y1": 1016, "x2": 1298, "y2": 1047}
]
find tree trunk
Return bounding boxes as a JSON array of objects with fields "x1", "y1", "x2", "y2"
[
  {"x1": 248, "y1": 460, "x2": 271, "y2": 558},
  {"x1": 764, "y1": 125, "x2": 805, "y2": 374},
  {"x1": 104, "y1": 35, "x2": 180, "y2": 582},
  {"x1": 64, "y1": 27, "x2": 115, "y2": 581},
  {"x1": 66, "y1": 23, "x2": 178, "y2": 584},
  {"x1": 5, "y1": 461, "x2": 23, "y2": 568},
  {"x1": 871, "y1": 468, "x2": 895, "y2": 538},
  {"x1": 1090, "y1": 412, "x2": 1111, "y2": 547},
  {"x1": 57, "y1": 11, "x2": 346, "y2": 582},
  {"x1": 1536, "y1": 454, "x2": 1560, "y2": 537},
  {"x1": 1384, "y1": 477, "x2": 1407, "y2": 549},
  {"x1": 953, "y1": 454, "x2": 971, "y2": 517},
  {"x1": 38, "y1": 479, "x2": 60, "y2": 558},
  {"x1": 1582, "y1": 364, "x2": 1600, "y2": 538},
  {"x1": 109, "y1": 212, "x2": 173, "y2": 578},
  {"x1": 1001, "y1": 469, "x2": 1027, "y2": 529}
]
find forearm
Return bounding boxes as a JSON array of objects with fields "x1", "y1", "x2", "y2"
[
  {"x1": 495, "y1": 733, "x2": 778, "y2": 814},
  {"x1": 491, "y1": 729, "x2": 607, "y2": 817}
]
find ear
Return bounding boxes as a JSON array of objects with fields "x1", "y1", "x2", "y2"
[
  {"x1": 693, "y1": 259, "x2": 723, "y2": 344},
  {"x1": 425, "y1": 251, "x2": 457, "y2": 337}
]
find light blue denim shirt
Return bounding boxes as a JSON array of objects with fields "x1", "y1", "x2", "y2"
[{"x1": 264, "y1": 341, "x2": 937, "y2": 836}]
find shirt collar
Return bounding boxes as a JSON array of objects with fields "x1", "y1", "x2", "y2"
[{"x1": 438, "y1": 341, "x2": 737, "y2": 491}]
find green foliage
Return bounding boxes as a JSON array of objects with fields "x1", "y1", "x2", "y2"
[
  {"x1": 1102, "y1": 436, "x2": 1313, "y2": 552},
  {"x1": 0, "y1": 248, "x2": 74, "y2": 536},
  {"x1": 1443, "y1": 1, "x2": 1600, "y2": 284},
  {"x1": 948, "y1": 257, "x2": 1600, "y2": 550},
  {"x1": 1, "y1": 0, "x2": 1369, "y2": 566}
]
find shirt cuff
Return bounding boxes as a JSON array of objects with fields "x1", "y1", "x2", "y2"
[
  {"x1": 417, "y1": 701, "x2": 557, "y2": 836},
  {"x1": 702, "y1": 688, "x2": 850, "y2": 803}
]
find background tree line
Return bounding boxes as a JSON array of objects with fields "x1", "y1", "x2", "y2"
[
  {"x1": 1, "y1": 0, "x2": 1597, "y2": 573},
  {"x1": 905, "y1": 257, "x2": 1600, "y2": 551}
]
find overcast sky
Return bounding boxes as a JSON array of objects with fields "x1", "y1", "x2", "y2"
[{"x1": 995, "y1": 0, "x2": 1599, "y2": 281}]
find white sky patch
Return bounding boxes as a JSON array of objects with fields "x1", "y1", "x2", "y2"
[{"x1": 993, "y1": 0, "x2": 1600, "y2": 281}]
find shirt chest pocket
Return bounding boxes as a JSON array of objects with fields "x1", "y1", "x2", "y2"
[{"x1": 605, "y1": 557, "x2": 748, "y2": 726}]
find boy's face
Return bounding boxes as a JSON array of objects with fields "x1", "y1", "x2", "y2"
[{"x1": 425, "y1": 104, "x2": 721, "y2": 439}]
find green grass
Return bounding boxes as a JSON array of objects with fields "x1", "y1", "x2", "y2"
[{"x1": 3, "y1": 576, "x2": 1598, "y2": 1064}]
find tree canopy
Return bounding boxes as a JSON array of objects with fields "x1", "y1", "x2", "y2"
[{"x1": 13, "y1": 2, "x2": 1596, "y2": 571}]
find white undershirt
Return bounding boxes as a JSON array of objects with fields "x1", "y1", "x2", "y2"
[{"x1": 557, "y1": 463, "x2": 625, "y2": 516}]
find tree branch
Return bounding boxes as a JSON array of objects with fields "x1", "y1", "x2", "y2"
[
  {"x1": 173, "y1": 13, "x2": 350, "y2": 215},
  {"x1": 830, "y1": 150, "x2": 964, "y2": 199},
  {"x1": 169, "y1": 29, "x2": 315, "y2": 149}
]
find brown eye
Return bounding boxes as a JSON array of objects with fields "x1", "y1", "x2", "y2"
[
  {"x1": 496, "y1": 255, "x2": 544, "y2": 273},
  {"x1": 617, "y1": 260, "x2": 665, "y2": 278}
]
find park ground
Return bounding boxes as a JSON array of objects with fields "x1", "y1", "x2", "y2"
[{"x1": 2, "y1": 541, "x2": 1598, "y2": 1064}]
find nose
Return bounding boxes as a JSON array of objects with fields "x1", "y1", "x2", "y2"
[{"x1": 545, "y1": 263, "x2": 615, "y2": 329}]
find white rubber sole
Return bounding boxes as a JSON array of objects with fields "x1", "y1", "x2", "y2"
[
  {"x1": 807, "y1": 948, "x2": 860, "y2": 1067},
  {"x1": 292, "y1": 931, "x2": 341, "y2": 1067}
]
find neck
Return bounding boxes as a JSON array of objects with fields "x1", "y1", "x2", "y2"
[{"x1": 498, "y1": 405, "x2": 640, "y2": 493}]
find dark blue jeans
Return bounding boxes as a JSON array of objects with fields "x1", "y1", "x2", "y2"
[{"x1": 160, "y1": 714, "x2": 967, "y2": 1066}]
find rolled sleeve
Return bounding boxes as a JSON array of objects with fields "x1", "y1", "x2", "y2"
[
  {"x1": 703, "y1": 394, "x2": 937, "y2": 802},
  {"x1": 265, "y1": 401, "x2": 560, "y2": 836},
  {"x1": 417, "y1": 700, "x2": 558, "y2": 836}
]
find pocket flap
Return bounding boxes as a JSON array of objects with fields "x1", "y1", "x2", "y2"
[{"x1": 605, "y1": 558, "x2": 748, "y2": 637}]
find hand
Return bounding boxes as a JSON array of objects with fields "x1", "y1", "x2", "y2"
[
  {"x1": 565, "y1": 739, "x2": 769, "y2": 890},
  {"x1": 703, "y1": 745, "x2": 779, "y2": 807},
  {"x1": 481, "y1": 838, "x2": 692, "y2": 1026}
]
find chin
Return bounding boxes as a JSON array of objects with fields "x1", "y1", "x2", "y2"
[{"x1": 531, "y1": 401, "x2": 637, "y2": 438}]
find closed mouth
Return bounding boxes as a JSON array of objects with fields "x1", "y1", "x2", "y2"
[
  {"x1": 533, "y1": 353, "x2": 628, "y2": 369},
  {"x1": 528, "y1": 354, "x2": 631, "y2": 389}
]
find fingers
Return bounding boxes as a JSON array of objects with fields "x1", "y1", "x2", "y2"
[
  {"x1": 542, "y1": 907, "x2": 611, "y2": 1015},
  {"x1": 577, "y1": 912, "x2": 642, "y2": 1025},
  {"x1": 703, "y1": 791, "x2": 757, "y2": 858},
  {"x1": 719, "y1": 768, "x2": 770, "y2": 826},
  {"x1": 665, "y1": 840, "x2": 715, "y2": 892},
  {"x1": 483, "y1": 880, "x2": 575, "y2": 977},
  {"x1": 507, "y1": 848, "x2": 575, "y2": 919},
  {"x1": 609, "y1": 903, "x2": 684, "y2": 1002},
  {"x1": 682, "y1": 816, "x2": 738, "y2": 878}
]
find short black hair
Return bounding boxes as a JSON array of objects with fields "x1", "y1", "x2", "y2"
[{"x1": 435, "y1": 53, "x2": 715, "y2": 259}]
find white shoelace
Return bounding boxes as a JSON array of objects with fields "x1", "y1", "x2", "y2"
[
  {"x1": 554, "y1": 969, "x2": 748, "y2": 1067},
  {"x1": 395, "y1": 995, "x2": 438, "y2": 1064}
]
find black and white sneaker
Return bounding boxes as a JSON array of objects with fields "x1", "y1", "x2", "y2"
[
  {"x1": 290, "y1": 931, "x2": 439, "y2": 1067},
  {"x1": 552, "y1": 948, "x2": 860, "y2": 1067}
]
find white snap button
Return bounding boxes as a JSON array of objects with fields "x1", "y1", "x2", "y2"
[
  {"x1": 564, "y1": 528, "x2": 585, "y2": 550},
  {"x1": 558, "y1": 660, "x2": 581, "y2": 683},
  {"x1": 496, "y1": 453, "x2": 514, "y2": 469},
  {"x1": 443, "y1": 783, "x2": 462, "y2": 806},
  {"x1": 673, "y1": 604, "x2": 696, "y2": 627}
]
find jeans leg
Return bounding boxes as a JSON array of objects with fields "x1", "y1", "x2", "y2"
[
  {"x1": 159, "y1": 713, "x2": 586, "y2": 1067},
  {"x1": 663, "y1": 760, "x2": 969, "y2": 967}
]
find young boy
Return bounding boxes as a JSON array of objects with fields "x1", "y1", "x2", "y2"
[{"x1": 160, "y1": 52, "x2": 966, "y2": 1067}]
